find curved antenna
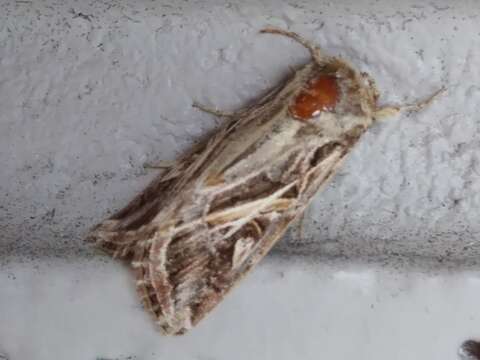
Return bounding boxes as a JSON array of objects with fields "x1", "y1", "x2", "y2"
[{"x1": 259, "y1": 27, "x2": 324, "y2": 64}]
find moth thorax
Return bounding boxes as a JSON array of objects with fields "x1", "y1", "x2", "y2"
[{"x1": 289, "y1": 74, "x2": 339, "y2": 120}]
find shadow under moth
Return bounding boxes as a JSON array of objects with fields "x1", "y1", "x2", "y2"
[{"x1": 86, "y1": 28, "x2": 442, "y2": 335}]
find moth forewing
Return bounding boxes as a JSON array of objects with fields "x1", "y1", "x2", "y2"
[{"x1": 86, "y1": 27, "x2": 439, "y2": 335}]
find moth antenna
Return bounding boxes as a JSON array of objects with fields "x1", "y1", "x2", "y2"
[
  {"x1": 374, "y1": 87, "x2": 445, "y2": 121},
  {"x1": 401, "y1": 86, "x2": 446, "y2": 112},
  {"x1": 260, "y1": 27, "x2": 324, "y2": 64}
]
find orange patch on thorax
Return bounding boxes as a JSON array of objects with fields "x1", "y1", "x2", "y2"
[{"x1": 289, "y1": 74, "x2": 339, "y2": 120}]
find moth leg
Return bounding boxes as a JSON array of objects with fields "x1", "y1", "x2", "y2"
[
  {"x1": 143, "y1": 160, "x2": 186, "y2": 182},
  {"x1": 143, "y1": 160, "x2": 176, "y2": 170},
  {"x1": 260, "y1": 27, "x2": 324, "y2": 64},
  {"x1": 192, "y1": 101, "x2": 236, "y2": 119},
  {"x1": 374, "y1": 87, "x2": 445, "y2": 121},
  {"x1": 296, "y1": 211, "x2": 306, "y2": 241}
]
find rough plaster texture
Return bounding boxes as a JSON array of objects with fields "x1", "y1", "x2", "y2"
[{"x1": 1, "y1": 0, "x2": 480, "y2": 268}]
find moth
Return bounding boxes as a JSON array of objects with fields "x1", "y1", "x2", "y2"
[{"x1": 86, "y1": 28, "x2": 441, "y2": 335}]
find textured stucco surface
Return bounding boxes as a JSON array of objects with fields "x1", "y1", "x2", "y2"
[{"x1": 2, "y1": 0, "x2": 480, "y2": 268}]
